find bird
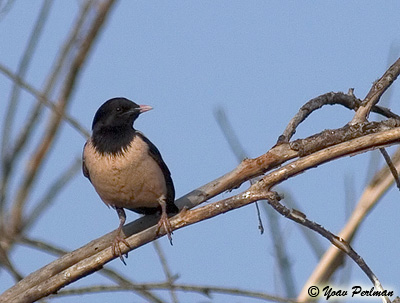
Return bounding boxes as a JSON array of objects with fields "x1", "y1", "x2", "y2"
[{"x1": 82, "y1": 97, "x2": 178, "y2": 263}]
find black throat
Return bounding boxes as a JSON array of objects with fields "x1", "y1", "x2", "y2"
[{"x1": 92, "y1": 126, "x2": 136, "y2": 155}]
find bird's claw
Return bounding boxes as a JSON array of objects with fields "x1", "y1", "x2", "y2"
[
  {"x1": 112, "y1": 234, "x2": 130, "y2": 265},
  {"x1": 156, "y1": 214, "x2": 174, "y2": 245}
]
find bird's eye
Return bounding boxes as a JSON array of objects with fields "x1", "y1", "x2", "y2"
[{"x1": 116, "y1": 107, "x2": 121, "y2": 112}]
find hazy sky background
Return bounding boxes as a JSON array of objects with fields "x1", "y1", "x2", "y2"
[{"x1": 1, "y1": 1, "x2": 400, "y2": 302}]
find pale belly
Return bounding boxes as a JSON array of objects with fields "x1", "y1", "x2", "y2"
[{"x1": 84, "y1": 138, "x2": 167, "y2": 209}]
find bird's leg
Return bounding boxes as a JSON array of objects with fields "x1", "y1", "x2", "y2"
[
  {"x1": 156, "y1": 196, "x2": 174, "y2": 245},
  {"x1": 112, "y1": 207, "x2": 130, "y2": 264}
]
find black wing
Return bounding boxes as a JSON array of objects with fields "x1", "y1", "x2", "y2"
[
  {"x1": 137, "y1": 132, "x2": 178, "y2": 213},
  {"x1": 82, "y1": 142, "x2": 91, "y2": 182}
]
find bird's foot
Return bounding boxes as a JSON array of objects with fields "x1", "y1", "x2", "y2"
[
  {"x1": 156, "y1": 212, "x2": 174, "y2": 245},
  {"x1": 112, "y1": 233, "x2": 130, "y2": 265}
]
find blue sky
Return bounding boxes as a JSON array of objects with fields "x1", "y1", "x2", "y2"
[{"x1": 1, "y1": 1, "x2": 400, "y2": 302}]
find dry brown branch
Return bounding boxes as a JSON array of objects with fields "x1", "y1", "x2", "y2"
[
  {"x1": 351, "y1": 57, "x2": 400, "y2": 124},
  {"x1": 1, "y1": 0, "x2": 52, "y2": 161},
  {"x1": 56, "y1": 283, "x2": 298, "y2": 303},
  {"x1": 294, "y1": 57, "x2": 400, "y2": 302},
  {"x1": 297, "y1": 146, "x2": 400, "y2": 301},
  {"x1": 279, "y1": 92, "x2": 400, "y2": 144},
  {"x1": 4, "y1": 0, "x2": 93, "y2": 179},
  {"x1": 0, "y1": 0, "x2": 53, "y2": 222},
  {"x1": 263, "y1": 194, "x2": 390, "y2": 303},
  {"x1": 215, "y1": 107, "x2": 295, "y2": 296},
  {"x1": 0, "y1": 64, "x2": 89, "y2": 138},
  {"x1": 18, "y1": 236, "x2": 167, "y2": 303},
  {"x1": 289, "y1": 119, "x2": 400, "y2": 156},
  {"x1": 2, "y1": 118, "x2": 399, "y2": 302},
  {"x1": 7, "y1": 0, "x2": 116, "y2": 240}
]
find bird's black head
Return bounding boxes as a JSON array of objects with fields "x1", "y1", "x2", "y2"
[
  {"x1": 91, "y1": 97, "x2": 152, "y2": 154},
  {"x1": 92, "y1": 97, "x2": 152, "y2": 131}
]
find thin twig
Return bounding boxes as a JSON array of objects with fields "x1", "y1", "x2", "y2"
[
  {"x1": 1, "y1": 0, "x2": 52, "y2": 160},
  {"x1": 214, "y1": 107, "x2": 264, "y2": 233},
  {"x1": 12, "y1": 0, "x2": 94, "y2": 154},
  {"x1": 279, "y1": 193, "x2": 324, "y2": 260},
  {"x1": 9, "y1": 0, "x2": 115, "y2": 238},
  {"x1": 4, "y1": 0, "x2": 93, "y2": 200},
  {"x1": 278, "y1": 92, "x2": 400, "y2": 144},
  {"x1": 0, "y1": 0, "x2": 53, "y2": 217},
  {"x1": 23, "y1": 158, "x2": 82, "y2": 229},
  {"x1": 56, "y1": 284, "x2": 299, "y2": 303},
  {"x1": 0, "y1": 0, "x2": 15, "y2": 19},
  {"x1": 19, "y1": 236, "x2": 167, "y2": 303},
  {"x1": 215, "y1": 106, "x2": 297, "y2": 295},
  {"x1": 0, "y1": 64, "x2": 89, "y2": 138},
  {"x1": 99, "y1": 267, "x2": 168, "y2": 303},
  {"x1": 379, "y1": 148, "x2": 400, "y2": 189},
  {"x1": 43, "y1": 0, "x2": 94, "y2": 96},
  {"x1": 261, "y1": 202, "x2": 297, "y2": 297},
  {"x1": 297, "y1": 145, "x2": 400, "y2": 301},
  {"x1": 351, "y1": 56, "x2": 400, "y2": 124},
  {"x1": 152, "y1": 240, "x2": 179, "y2": 303},
  {"x1": 0, "y1": 245, "x2": 23, "y2": 282},
  {"x1": 264, "y1": 193, "x2": 390, "y2": 303},
  {"x1": 365, "y1": 46, "x2": 399, "y2": 185}
]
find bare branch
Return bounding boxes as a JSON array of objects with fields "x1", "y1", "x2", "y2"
[
  {"x1": 0, "y1": 64, "x2": 89, "y2": 138},
  {"x1": 152, "y1": 240, "x2": 179, "y2": 303},
  {"x1": 264, "y1": 194, "x2": 390, "y2": 303},
  {"x1": 379, "y1": 148, "x2": 400, "y2": 189},
  {"x1": 99, "y1": 267, "x2": 168, "y2": 303},
  {"x1": 2, "y1": 0, "x2": 93, "y2": 197},
  {"x1": 278, "y1": 91, "x2": 400, "y2": 144},
  {"x1": 261, "y1": 201, "x2": 297, "y2": 297},
  {"x1": 2, "y1": 121, "x2": 399, "y2": 303},
  {"x1": 289, "y1": 119, "x2": 400, "y2": 157},
  {"x1": 23, "y1": 158, "x2": 81, "y2": 230},
  {"x1": 8, "y1": 0, "x2": 116, "y2": 239},
  {"x1": 1, "y1": 0, "x2": 52, "y2": 161},
  {"x1": 215, "y1": 106, "x2": 296, "y2": 296},
  {"x1": 351, "y1": 56, "x2": 400, "y2": 123},
  {"x1": 0, "y1": 244, "x2": 22, "y2": 282},
  {"x1": 18, "y1": 236, "x2": 167, "y2": 303},
  {"x1": 57, "y1": 283, "x2": 298, "y2": 303},
  {"x1": 0, "y1": 0, "x2": 53, "y2": 218},
  {"x1": 279, "y1": 194, "x2": 325, "y2": 260},
  {"x1": 298, "y1": 146, "x2": 400, "y2": 301},
  {"x1": 214, "y1": 107, "x2": 265, "y2": 233}
]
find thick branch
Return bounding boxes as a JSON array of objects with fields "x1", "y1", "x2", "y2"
[
  {"x1": 290, "y1": 119, "x2": 400, "y2": 157},
  {"x1": 2, "y1": 124, "x2": 399, "y2": 303}
]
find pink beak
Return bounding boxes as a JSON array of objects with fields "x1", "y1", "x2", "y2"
[{"x1": 139, "y1": 104, "x2": 153, "y2": 113}]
